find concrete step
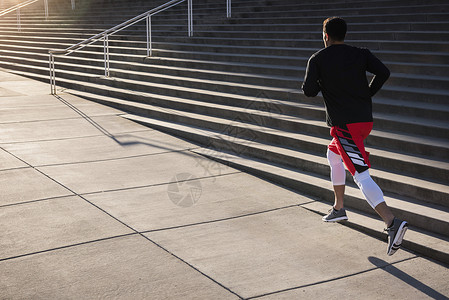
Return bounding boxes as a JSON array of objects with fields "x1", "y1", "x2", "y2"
[
  {"x1": 6, "y1": 62, "x2": 448, "y2": 165},
  {"x1": 194, "y1": 21, "x2": 449, "y2": 33},
  {"x1": 188, "y1": 30, "x2": 449, "y2": 42},
  {"x1": 41, "y1": 84, "x2": 446, "y2": 207},
  {"x1": 3, "y1": 20, "x2": 449, "y2": 33},
  {"x1": 150, "y1": 40, "x2": 449, "y2": 65},
  {"x1": 1, "y1": 55, "x2": 448, "y2": 148},
  {"x1": 45, "y1": 61, "x2": 449, "y2": 139},
  {"x1": 3, "y1": 24, "x2": 449, "y2": 53},
  {"x1": 234, "y1": 3, "x2": 449, "y2": 19},
  {"x1": 3, "y1": 44, "x2": 448, "y2": 110}
]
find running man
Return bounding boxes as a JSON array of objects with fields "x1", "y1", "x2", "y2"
[{"x1": 301, "y1": 17, "x2": 408, "y2": 256}]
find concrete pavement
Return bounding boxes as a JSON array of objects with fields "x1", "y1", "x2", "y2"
[{"x1": 0, "y1": 69, "x2": 448, "y2": 299}]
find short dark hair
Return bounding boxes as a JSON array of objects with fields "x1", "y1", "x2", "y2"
[{"x1": 323, "y1": 17, "x2": 347, "y2": 41}]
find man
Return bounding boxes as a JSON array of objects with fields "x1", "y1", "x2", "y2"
[{"x1": 301, "y1": 17, "x2": 408, "y2": 256}]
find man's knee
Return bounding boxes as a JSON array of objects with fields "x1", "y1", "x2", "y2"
[
  {"x1": 327, "y1": 148, "x2": 342, "y2": 166},
  {"x1": 353, "y1": 170, "x2": 385, "y2": 209},
  {"x1": 327, "y1": 149, "x2": 346, "y2": 185}
]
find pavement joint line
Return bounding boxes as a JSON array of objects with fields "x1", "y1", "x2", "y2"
[
  {"x1": 0, "y1": 194, "x2": 75, "y2": 209},
  {"x1": 245, "y1": 255, "x2": 420, "y2": 300},
  {"x1": 0, "y1": 165, "x2": 31, "y2": 173},
  {"x1": 0, "y1": 128, "x2": 152, "y2": 145},
  {"x1": 32, "y1": 147, "x2": 204, "y2": 168},
  {"x1": 0, "y1": 233, "x2": 138, "y2": 263},
  {"x1": 0, "y1": 92, "x2": 124, "y2": 126},
  {"x1": 0, "y1": 115, "x2": 109, "y2": 125},
  {"x1": 140, "y1": 203, "x2": 308, "y2": 235},
  {"x1": 79, "y1": 170, "x2": 243, "y2": 197},
  {"x1": 137, "y1": 232, "x2": 246, "y2": 299}
]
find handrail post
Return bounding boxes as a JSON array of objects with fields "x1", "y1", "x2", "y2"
[
  {"x1": 227, "y1": 0, "x2": 231, "y2": 18},
  {"x1": 44, "y1": 0, "x2": 48, "y2": 20},
  {"x1": 17, "y1": 7, "x2": 20, "y2": 31},
  {"x1": 188, "y1": 0, "x2": 193, "y2": 37},
  {"x1": 49, "y1": 53, "x2": 56, "y2": 95},
  {"x1": 146, "y1": 14, "x2": 152, "y2": 57},
  {"x1": 104, "y1": 34, "x2": 110, "y2": 77},
  {"x1": 71, "y1": 0, "x2": 75, "y2": 10}
]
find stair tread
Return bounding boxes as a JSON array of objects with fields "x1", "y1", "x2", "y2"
[
  {"x1": 117, "y1": 112, "x2": 449, "y2": 191},
  {"x1": 64, "y1": 89, "x2": 448, "y2": 175},
  {"x1": 4, "y1": 63, "x2": 448, "y2": 150}
]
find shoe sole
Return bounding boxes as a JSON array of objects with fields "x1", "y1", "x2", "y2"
[
  {"x1": 322, "y1": 216, "x2": 348, "y2": 222},
  {"x1": 387, "y1": 221, "x2": 408, "y2": 256}
]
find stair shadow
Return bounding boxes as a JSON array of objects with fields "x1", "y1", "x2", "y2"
[
  {"x1": 53, "y1": 94, "x2": 194, "y2": 153},
  {"x1": 368, "y1": 256, "x2": 447, "y2": 299}
]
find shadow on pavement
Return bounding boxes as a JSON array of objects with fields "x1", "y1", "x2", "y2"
[{"x1": 368, "y1": 256, "x2": 447, "y2": 299}]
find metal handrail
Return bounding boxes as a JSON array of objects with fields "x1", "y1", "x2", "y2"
[
  {"x1": 0, "y1": 0, "x2": 49, "y2": 31},
  {"x1": 49, "y1": 0, "x2": 192, "y2": 94},
  {"x1": 49, "y1": 0, "x2": 232, "y2": 95}
]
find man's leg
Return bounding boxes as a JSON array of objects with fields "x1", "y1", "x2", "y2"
[
  {"x1": 329, "y1": 123, "x2": 408, "y2": 255},
  {"x1": 353, "y1": 170, "x2": 393, "y2": 226},
  {"x1": 327, "y1": 148, "x2": 346, "y2": 210},
  {"x1": 333, "y1": 185, "x2": 345, "y2": 210},
  {"x1": 353, "y1": 169, "x2": 408, "y2": 256},
  {"x1": 375, "y1": 202, "x2": 395, "y2": 227},
  {"x1": 323, "y1": 148, "x2": 348, "y2": 222}
]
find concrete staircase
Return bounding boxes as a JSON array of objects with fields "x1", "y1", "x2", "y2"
[{"x1": 0, "y1": 0, "x2": 448, "y2": 263}]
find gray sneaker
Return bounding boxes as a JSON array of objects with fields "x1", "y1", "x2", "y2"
[
  {"x1": 322, "y1": 207, "x2": 348, "y2": 222},
  {"x1": 385, "y1": 218, "x2": 408, "y2": 256}
]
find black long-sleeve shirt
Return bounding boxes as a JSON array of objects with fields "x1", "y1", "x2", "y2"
[{"x1": 302, "y1": 44, "x2": 390, "y2": 127}]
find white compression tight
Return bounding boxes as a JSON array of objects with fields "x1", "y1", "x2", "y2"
[
  {"x1": 327, "y1": 149, "x2": 346, "y2": 185},
  {"x1": 327, "y1": 149, "x2": 385, "y2": 209}
]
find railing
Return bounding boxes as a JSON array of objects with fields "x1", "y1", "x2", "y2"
[
  {"x1": 0, "y1": 0, "x2": 46, "y2": 31},
  {"x1": 0, "y1": 0, "x2": 76, "y2": 31},
  {"x1": 49, "y1": 0, "x2": 232, "y2": 95}
]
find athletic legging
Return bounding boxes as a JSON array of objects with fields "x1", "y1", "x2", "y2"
[{"x1": 327, "y1": 147, "x2": 385, "y2": 209}]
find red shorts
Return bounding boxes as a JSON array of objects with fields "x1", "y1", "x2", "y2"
[{"x1": 328, "y1": 122, "x2": 373, "y2": 176}]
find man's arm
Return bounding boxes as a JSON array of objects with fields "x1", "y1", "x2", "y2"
[
  {"x1": 302, "y1": 55, "x2": 321, "y2": 97},
  {"x1": 366, "y1": 49, "x2": 390, "y2": 96}
]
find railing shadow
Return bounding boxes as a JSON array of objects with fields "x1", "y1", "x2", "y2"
[
  {"x1": 368, "y1": 256, "x2": 448, "y2": 299},
  {"x1": 53, "y1": 94, "x2": 195, "y2": 154}
]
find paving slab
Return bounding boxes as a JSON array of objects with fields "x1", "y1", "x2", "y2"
[
  {"x1": 86, "y1": 172, "x2": 307, "y2": 232},
  {"x1": 0, "y1": 235, "x2": 239, "y2": 300},
  {"x1": 0, "y1": 97, "x2": 122, "y2": 123},
  {"x1": 38, "y1": 150, "x2": 237, "y2": 195},
  {"x1": 0, "y1": 70, "x2": 29, "y2": 82},
  {"x1": 256, "y1": 256, "x2": 449, "y2": 299},
  {"x1": 0, "y1": 105, "x2": 100, "y2": 124},
  {"x1": 0, "y1": 195, "x2": 133, "y2": 260},
  {"x1": 0, "y1": 87, "x2": 24, "y2": 98},
  {"x1": 0, "y1": 77, "x2": 50, "y2": 96},
  {"x1": 0, "y1": 115, "x2": 150, "y2": 144},
  {"x1": 0, "y1": 148, "x2": 27, "y2": 171},
  {"x1": 0, "y1": 94, "x2": 61, "y2": 108},
  {"x1": 146, "y1": 206, "x2": 417, "y2": 299},
  {"x1": 0, "y1": 167, "x2": 73, "y2": 206},
  {"x1": 2, "y1": 130, "x2": 197, "y2": 166},
  {"x1": 51, "y1": 93, "x2": 124, "y2": 116}
]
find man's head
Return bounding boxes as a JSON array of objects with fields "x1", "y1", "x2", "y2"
[{"x1": 323, "y1": 17, "x2": 347, "y2": 47}]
